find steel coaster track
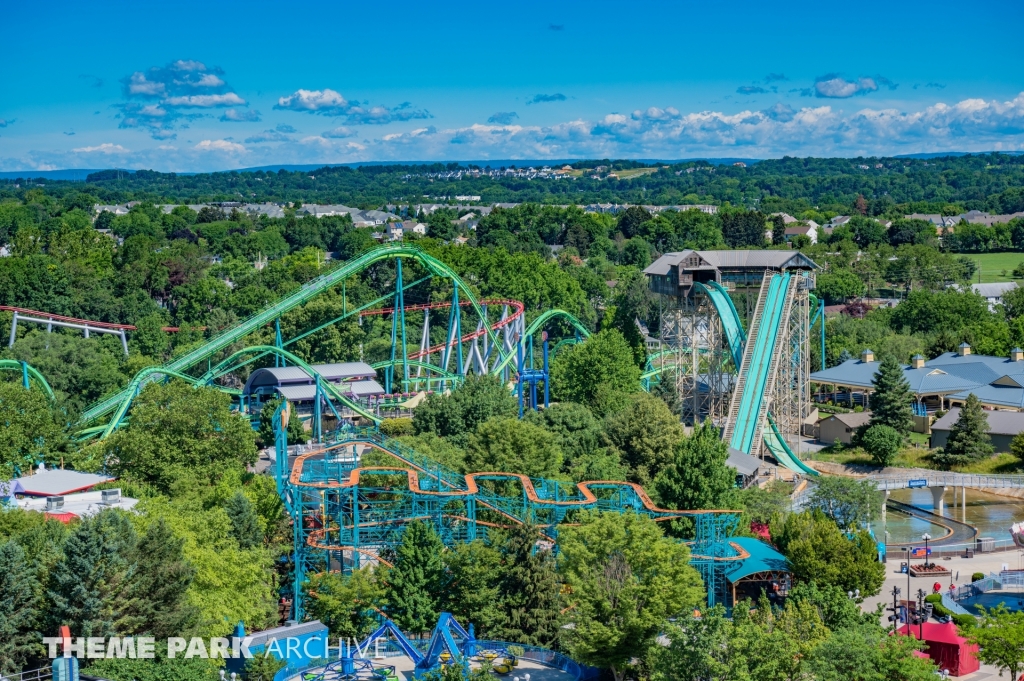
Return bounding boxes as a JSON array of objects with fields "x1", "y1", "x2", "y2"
[{"x1": 79, "y1": 244, "x2": 510, "y2": 425}]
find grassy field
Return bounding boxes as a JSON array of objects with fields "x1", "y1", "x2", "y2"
[
  {"x1": 966, "y1": 252, "x2": 1024, "y2": 283},
  {"x1": 811, "y1": 443, "x2": 1023, "y2": 474}
]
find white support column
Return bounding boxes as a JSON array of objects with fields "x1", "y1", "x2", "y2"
[
  {"x1": 930, "y1": 486, "x2": 949, "y2": 517},
  {"x1": 881, "y1": 489, "x2": 890, "y2": 526},
  {"x1": 962, "y1": 486, "x2": 967, "y2": 523},
  {"x1": 8, "y1": 311, "x2": 17, "y2": 348}
]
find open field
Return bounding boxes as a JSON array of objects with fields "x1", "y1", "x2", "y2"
[{"x1": 965, "y1": 252, "x2": 1024, "y2": 283}]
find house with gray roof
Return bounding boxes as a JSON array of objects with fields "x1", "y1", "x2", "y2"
[
  {"x1": 930, "y1": 407, "x2": 1024, "y2": 452},
  {"x1": 644, "y1": 250, "x2": 818, "y2": 296}
]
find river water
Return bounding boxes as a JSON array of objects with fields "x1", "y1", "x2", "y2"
[{"x1": 874, "y1": 488, "x2": 1024, "y2": 550}]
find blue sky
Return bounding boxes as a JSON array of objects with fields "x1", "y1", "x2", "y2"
[{"x1": 2, "y1": 0, "x2": 1023, "y2": 172}]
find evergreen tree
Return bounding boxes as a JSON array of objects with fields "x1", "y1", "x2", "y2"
[
  {"x1": 837, "y1": 349, "x2": 853, "y2": 363},
  {"x1": 869, "y1": 355, "x2": 914, "y2": 436},
  {"x1": 770, "y1": 214, "x2": 787, "y2": 246},
  {"x1": 936, "y1": 394, "x2": 993, "y2": 467},
  {"x1": 492, "y1": 524, "x2": 561, "y2": 647},
  {"x1": 654, "y1": 420, "x2": 735, "y2": 511},
  {"x1": 257, "y1": 398, "x2": 307, "y2": 448},
  {"x1": 47, "y1": 510, "x2": 138, "y2": 638},
  {"x1": 225, "y1": 491, "x2": 263, "y2": 549},
  {"x1": 124, "y1": 518, "x2": 198, "y2": 639},
  {"x1": 0, "y1": 541, "x2": 40, "y2": 675},
  {"x1": 383, "y1": 521, "x2": 445, "y2": 634}
]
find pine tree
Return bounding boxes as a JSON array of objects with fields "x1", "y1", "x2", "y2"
[
  {"x1": 770, "y1": 214, "x2": 787, "y2": 246},
  {"x1": 0, "y1": 541, "x2": 40, "y2": 675},
  {"x1": 654, "y1": 420, "x2": 735, "y2": 511},
  {"x1": 47, "y1": 510, "x2": 137, "y2": 638},
  {"x1": 124, "y1": 518, "x2": 198, "y2": 639},
  {"x1": 837, "y1": 349, "x2": 853, "y2": 363},
  {"x1": 383, "y1": 521, "x2": 445, "y2": 634},
  {"x1": 492, "y1": 524, "x2": 561, "y2": 647},
  {"x1": 225, "y1": 491, "x2": 263, "y2": 549},
  {"x1": 869, "y1": 355, "x2": 914, "y2": 436},
  {"x1": 936, "y1": 394, "x2": 993, "y2": 467}
]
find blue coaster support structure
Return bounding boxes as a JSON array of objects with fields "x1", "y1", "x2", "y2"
[{"x1": 276, "y1": 421, "x2": 741, "y2": 620}]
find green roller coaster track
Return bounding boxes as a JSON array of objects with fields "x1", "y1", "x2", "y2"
[
  {"x1": 79, "y1": 245, "x2": 510, "y2": 428},
  {"x1": 0, "y1": 359, "x2": 56, "y2": 400}
]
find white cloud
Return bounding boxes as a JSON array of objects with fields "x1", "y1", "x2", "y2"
[
  {"x1": 322, "y1": 126, "x2": 356, "y2": 138},
  {"x1": 299, "y1": 136, "x2": 332, "y2": 147},
  {"x1": 814, "y1": 75, "x2": 878, "y2": 99},
  {"x1": 276, "y1": 89, "x2": 431, "y2": 124},
  {"x1": 220, "y1": 108, "x2": 261, "y2": 122},
  {"x1": 127, "y1": 72, "x2": 166, "y2": 96},
  {"x1": 246, "y1": 129, "x2": 290, "y2": 143},
  {"x1": 72, "y1": 143, "x2": 130, "y2": 154},
  {"x1": 164, "y1": 93, "x2": 246, "y2": 107},
  {"x1": 194, "y1": 139, "x2": 246, "y2": 153},
  {"x1": 172, "y1": 59, "x2": 207, "y2": 72},
  {"x1": 276, "y1": 88, "x2": 348, "y2": 113}
]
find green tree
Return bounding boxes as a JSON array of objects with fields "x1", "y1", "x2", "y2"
[
  {"x1": 558, "y1": 511, "x2": 704, "y2": 681},
  {"x1": 935, "y1": 393, "x2": 993, "y2": 467},
  {"x1": 1011, "y1": 431, "x2": 1024, "y2": 462},
  {"x1": 412, "y1": 375, "x2": 517, "y2": 448},
  {"x1": 741, "y1": 596, "x2": 830, "y2": 681},
  {"x1": 869, "y1": 355, "x2": 914, "y2": 436},
  {"x1": 805, "y1": 476, "x2": 880, "y2": 530},
  {"x1": 786, "y1": 581, "x2": 865, "y2": 631},
  {"x1": 550, "y1": 330, "x2": 641, "y2": 415},
  {"x1": 648, "y1": 606, "x2": 747, "y2": 681},
  {"x1": 808, "y1": 623, "x2": 936, "y2": 681},
  {"x1": 382, "y1": 521, "x2": 445, "y2": 634},
  {"x1": 225, "y1": 491, "x2": 263, "y2": 549},
  {"x1": 654, "y1": 420, "x2": 734, "y2": 511},
  {"x1": 603, "y1": 392, "x2": 682, "y2": 485},
  {"x1": 815, "y1": 267, "x2": 865, "y2": 304},
  {"x1": 965, "y1": 604, "x2": 1024, "y2": 681},
  {"x1": 617, "y1": 206, "x2": 652, "y2": 238},
  {"x1": 0, "y1": 382, "x2": 63, "y2": 479},
  {"x1": 245, "y1": 654, "x2": 287, "y2": 681},
  {"x1": 303, "y1": 568, "x2": 384, "y2": 639},
  {"x1": 47, "y1": 510, "x2": 138, "y2": 638},
  {"x1": 440, "y1": 540, "x2": 502, "y2": 635},
  {"x1": 771, "y1": 510, "x2": 885, "y2": 596},
  {"x1": 770, "y1": 214, "x2": 787, "y2": 246},
  {"x1": 104, "y1": 381, "x2": 258, "y2": 493},
  {"x1": 465, "y1": 417, "x2": 563, "y2": 480},
  {"x1": 257, "y1": 398, "x2": 307, "y2": 448},
  {"x1": 0, "y1": 541, "x2": 40, "y2": 675},
  {"x1": 523, "y1": 402, "x2": 602, "y2": 463},
  {"x1": 861, "y1": 424, "x2": 902, "y2": 467},
  {"x1": 491, "y1": 524, "x2": 561, "y2": 646},
  {"x1": 123, "y1": 517, "x2": 198, "y2": 639},
  {"x1": 720, "y1": 210, "x2": 766, "y2": 248}
]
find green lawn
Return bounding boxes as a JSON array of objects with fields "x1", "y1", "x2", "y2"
[
  {"x1": 965, "y1": 252, "x2": 1024, "y2": 283},
  {"x1": 810, "y1": 444, "x2": 1022, "y2": 474}
]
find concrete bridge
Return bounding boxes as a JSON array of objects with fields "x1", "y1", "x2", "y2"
[{"x1": 867, "y1": 472, "x2": 1024, "y2": 523}]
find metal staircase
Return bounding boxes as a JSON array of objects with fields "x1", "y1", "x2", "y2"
[
  {"x1": 722, "y1": 271, "x2": 772, "y2": 444},
  {"x1": 748, "y1": 275, "x2": 797, "y2": 458}
]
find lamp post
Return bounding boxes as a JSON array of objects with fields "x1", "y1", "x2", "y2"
[
  {"x1": 922, "y1": 533, "x2": 932, "y2": 569},
  {"x1": 889, "y1": 586, "x2": 902, "y2": 633},
  {"x1": 916, "y1": 588, "x2": 927, "y2": 641}
]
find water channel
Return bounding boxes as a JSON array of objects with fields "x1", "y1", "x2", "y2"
[{"x1": 873, "y1": 488, "x2": 1024, "y2": 550}]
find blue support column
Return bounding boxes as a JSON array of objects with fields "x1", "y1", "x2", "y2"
[
  {"x1": 274, "y1": 318, "x2": 284, "y2": 367},
  {"x1": 543, "y1": 335, "x2": 550, "y2": 409},
  {"x1": 19, "y1": 360, "x2": 29, "y2": 389},
  {"x1": 314, "y1": 375, "x2": 323, "y2": 443},
  {"x1": 517, "y1": 342, "x2": 524, "y2": 418}
]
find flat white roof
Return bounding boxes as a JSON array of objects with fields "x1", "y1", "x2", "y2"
[{"x1": 13, "y1": 468, "x2": 115, "y2": 496}]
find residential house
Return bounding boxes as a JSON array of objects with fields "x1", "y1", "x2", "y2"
[
  {"x1": 971, "y1": 282, "x2": 1018, "y2": 310},
  {"x1": 784, "y1": 221, "x2": 819, "y2": 244}
]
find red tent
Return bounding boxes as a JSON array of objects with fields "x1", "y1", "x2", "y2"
[{"x1": 898, "y1": 621, "x2": 980, "y2": 676}]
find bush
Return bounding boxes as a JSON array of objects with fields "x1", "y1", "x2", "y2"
[
  {"x1": 925, "y1": 593, "x2": 976, "y2": 629},
  {"x1": 861, "y1": 424, "x2": 902, "y2": 467},
  {"x1": 380, "y1": 417, "x2": 414, "y2": 437},
  {"x1": 972, "y1": 572, "x2": 986, "y2": 582}
]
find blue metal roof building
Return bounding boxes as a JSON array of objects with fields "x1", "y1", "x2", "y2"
[
  {"x1": 722, "y1": 537, "x2": 792, "y2": 606},
  {"x1": 810, "y1": 345, "x2": 1024, "y2": 411}
]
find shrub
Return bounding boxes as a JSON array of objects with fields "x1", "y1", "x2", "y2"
[
  {"x1": 380, "y1": 417, "x2": 415, "y2": 437},
  {"x1": 861, "y1": 424, "x2": 902, "y2": 467},
  {"x1": 972, "y1": 572, "x2": 986, "y2": 582}
]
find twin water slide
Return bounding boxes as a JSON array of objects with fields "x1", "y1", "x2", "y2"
[{"x1": 694, "y1": 277, "x2": 817, "y2": 476}]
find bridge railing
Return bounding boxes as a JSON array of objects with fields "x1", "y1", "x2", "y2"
[{"x1": 869, "y1": 473, "x2": 1024, "y2": 490}]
